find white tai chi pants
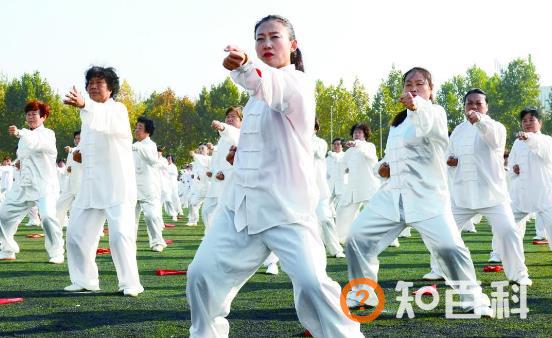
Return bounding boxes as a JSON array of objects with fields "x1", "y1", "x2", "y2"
[
  {"x1": 186, "y1": 206, "x2": 363, "y2": 338},
  {"x1": 66, "y1": 202, "x2": 143, "y2": 292},
  {"x1": 187, "y1": 193, "x2": 205, "y2": 225},
  {"x1": 346, "y1": 202, "x2": 490, "y2": 310},
  {"x1": 449, "y1": 203, "x2": 529, "y2": 282},
  {"x1": 56, "y1": 191, "x2": 76, "y2": 228},
  {"x1": 135, "y1": 199, "x2": 166, "y2": 248},
  {"x1": 316, "y1": 197, "x2": 344, "y2": 256},
  {"x1": 0, "y1": 194, "x2": 64, "y2": 259},
  {"x1": 201, "y1": 197, "x2": 218, "y2": 232},
  {"x1": 336, "y1": 200, "x2": 369, "y2": 243},
  {"x1": 514, "y1": 208, "x2": 552, "y2": 251}
]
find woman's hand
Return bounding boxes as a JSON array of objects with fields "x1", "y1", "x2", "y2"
[
  {"x1": 63, "y1": 86, "x2": 85, "y2": 108},
  {"x1": 215, "y1": 171, "x2": 225, "y2": 180},
  {"x1": 399, "y1": 92, "x2": 417, "y2": 111},
  {"x1": 513, "y1": 164, "x2": 520, "y2": 175},
  {"x1": 446, "y1": 156, "x2": 458, "y2": 167},
  {"x1": 212, "y1": 120, "x2": 225, "y2": 131},
  {"x1": 223, "y1": 45, "x2": 248, "y2": 71},
  {"x1": 378, "y1": 162, "x2": 390, "y2": 178},
  {"x1": 8, "y1": 125, "x2": 19, "y2": 137}
]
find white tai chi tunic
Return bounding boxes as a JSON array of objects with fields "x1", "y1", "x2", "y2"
[
  {"x1": 202, "y1": 124, "x2": 240, "y2": 232},
  {"x1": 313, "y1": 134, "x2": 343, "y2": 256},
  {"x1": 0, "y1": 125, "x2": 63, "y2": 260},
  {"x1": 336, "y1": 139, "x2": 380, "y2": 242},
  {"x1": 445, "y1": 116, "x2": 529, "y2": 282},
  {"x1": 65, "y1": 96, "x2": 143, "y2": 293},
  {"x1": 326, "y1": 150, "x2": 346, "y2": 217},
  {"x1": 133, "y1": 137, "x2": 166, "y2": 249},
  {"x1": 0, "y1": 165, "x2": 15, "y2": 204},
  {"x1": 186, "y1": 60, "x2": 362, "y2": 338},
  {"x1": 178, "y1": 168, "x2": 192, "y2": 209},
  {"x1": 167, "y1": 161, "x2": 183, "y2": 216},
  {"x1": 509, "y1": 132, "x2": 552, "y2": 250},
  {"x1": 158, "y1": 156, "x2": 177, "y2": 218},
  {"x1": 346, "y1": 97, "x2": 490, "y2": 310},
  {"x1": 56, "y1": 147, "x2": 82, "y2": 227}
]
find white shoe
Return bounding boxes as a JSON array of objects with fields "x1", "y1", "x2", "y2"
[
  {"x1": 0, "y1": 251, "x2": 16, "y2": 260},
  {"x1": 64, "y1": 284, "x2": 100, "y2": 292},
  {"x1": 171, "y1": 216, "x2": 178, "y2": 222},
  {"x1": 423, "y1": 271, "x2": 444, "y2": 281},
  {"x1": 266, "y1": 263, "x2": 279, "y2": 275},
  {"x1": 123, "y1": 288, "x2": 142, "y2": 297},
  {"x1": 335, "y1": 252, "x2": 346, "y2": 258},
  {"x1": 186, "y1": 222, "x2": 197, "y2": 226},
  {"x1": 488, "y1": 252, "x2": 502, "y2": 263},
  {"x1": 533, "y1": 236, "x2": 545, "y2": 240},
  {"x1": 474, "y1": 305, "x2": 495, "y2": 318},
  {"x1": 49, "y1": 256, "x2": 64, "y2": 264},
  {"x1": 151, "y1": 244, "x2": 164, "y2": 252},
  {"x1": 516, "y1": 277, "x2": 533, "y2": 286},
  {"x1": 346, "y1": 290, "x2": 379, "y2": 308},
  {"x1": 389, "y1": 238, "x2": 400, "y2": 247}
]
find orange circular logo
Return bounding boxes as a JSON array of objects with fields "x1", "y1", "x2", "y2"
[{"x1": 340, "y1": 278, "x2": 386, "y2": 323}]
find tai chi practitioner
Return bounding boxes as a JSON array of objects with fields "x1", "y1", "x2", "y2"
[
  {"x1": 202, "y1": 107, "x2": 242, "y2": 232},
  {"x1": 187, "y1": 144, "x2": 211, "y2": 226},
  {"x1": 167, "y1": 155, "x2": 184, "y2": 218},
  {"x1": 313, "y1": 120, "x2": 345, "y2": 258},
  {"x1": 63, "y1": 66, "x2": 143, "y2": 296},
  {"x1": 509, "y1": 108, "x2": 552, "y2": 251},
  {"x1": 345, "y1": 68, "x2": 493, "y2": 317},
  {"x1": 158, "y1": 148, "x2": 178, "y2": 222},
  {"x1": 0, "y1": 100, "x2": 64, "y2": 263},
  {"x1": 133, "y1": 116, "x2": 166, "y2": 252},
  {"x1": 186, "y1": 15, "x2": 363, "y2": 338},
  {"x1": 56, "y1": 130, "x2": 82, "y2": 228},
  {"x1": 178, "y1": 164, "x2": 192, "y2": 210},
  {"x1": 0, "y1": 157, "x2": 15, "y2": 204},
  {"x1": 326, "y1": 138, "x2": 346, "y2": 219},
  {"x1": 433, "y1": 89, "x2": 531, "y2": 286},
  {"x1": 336, "y1": 123, "x2": 381, "y2": 243}
]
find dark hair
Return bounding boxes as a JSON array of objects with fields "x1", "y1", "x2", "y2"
[
  {"x1": 167, "y1": 154, "x2": 175, "y2": 162},
  {"x1": 73, "y1": 130, "x2": 81, "y2": 138},
  {"x1": 225, "y1": 106, "x2": 243, "y2": 120},
  {"x1": 3, "y1": 156, "x2": 12, "y2": 161},
  {"x1": 391, "y1": 67, "x2": 434, "y2": 127},
  {"x1": 463, "y1": 88, "x2": 487, "y2": 104},
  {"x1": 85, "y1": 66, "x2": 120, "y2": 98},
  {"x1": 349, "y1": 123, "x2": 371, "y2": 138},
  {"x1": 137, "y1": 116, "x2": 155, "y2": 136},
  {"x1": 332, "y1": 137, "x2": 344, "y2": 145},
  {"x1": 25, "y1": 100, "x2": 51, "y2": 118},
  {"x1": 519, "y1": 108, "x2": 540, "y2": 121},
  {"x1": 254, "y1": 15, "x2": 304, "y2": 72},
  {"x1": 314, "y1": 119, "x2": 320, "y2": 131}
]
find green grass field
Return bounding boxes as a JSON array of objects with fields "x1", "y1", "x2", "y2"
[{"x1": 1, "y1": 213, "x2": 551, "y2": 337}]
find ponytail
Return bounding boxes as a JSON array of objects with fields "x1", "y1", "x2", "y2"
[
  {"x1": 291, "y1": 48, "x2": 304, "y2": 72},
  {"x1": 391, "y1": 110, "x2": 408, "y2": 127}
]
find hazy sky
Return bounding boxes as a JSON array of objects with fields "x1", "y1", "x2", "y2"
[{"x1": 1, "y1": 0, "x2": 551, "y2": 100}]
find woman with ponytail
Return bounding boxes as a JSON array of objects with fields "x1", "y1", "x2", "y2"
[{"x1": 186, "y1": 15, "x2": 362, "y2": 338}]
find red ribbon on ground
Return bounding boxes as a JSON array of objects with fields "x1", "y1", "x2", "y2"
[
  {"x1": 164, "y1": 223, "x2": 176, "y2": 228},
  {"x1": 412, "y1": 284, "x2": 438, "y2": 295},
  {"x1": 156, "y1": 268, "x2": 187, "y2": 276},
  {"x1": 533, "y1": 240, "x2": 549, "y2": 245},
  {"x1": 303, "y1": 329, "x2": 312, "y2": 337},
  {"x1": 25, "y1": 234, "x2": 44, "y2": 238},
  {"x1": 483, "y1": 265, "x2": 504, "y2": 272},
  {"x1": 0, "y1": 298, "x2": 24, "y2": 305},
  {"x1": 96, "y1": 248, "x2": 111, "y2": 255},
  {"x1": 165, "y1": 239, "x2": 173, "y2": 245}
]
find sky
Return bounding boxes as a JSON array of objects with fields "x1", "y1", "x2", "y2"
[{"x1": 1, "y1": 0, "x2": 551, "y2": 101}]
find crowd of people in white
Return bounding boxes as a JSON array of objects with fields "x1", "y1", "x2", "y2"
[{"x1": 0, "y1": 14, "x2": 551, "y2": 338}]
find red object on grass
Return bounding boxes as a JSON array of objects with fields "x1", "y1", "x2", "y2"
[
  {"x1": 533, "y1": 239, "x2": 549, "y2": 245},
  {"x1": 483, "y1": 265, "x2": 503, "y2": 272},
  {"x1": 303, "y1": 329, "x2": 312, "y2": 337},
  {"x1": 25, "y1": 234, "x2": 44, "y2": 238},
  {"x1": 413, "y1": 284, "x2": 437, "y2": 295},
  {"x1": 165, "y1": 239, "x2": 173, "y2": 245},
  {"x1": 0, "y1": 298, "x2": 24, "y2": 305},
  {"x1": 164, "y1": 223, "x2": 176, "y2": 228},
  {"x1": 156, "y1": 268, "x2": 187, "y2": 276},
  {"x1": 96, "y1": 248, "x2": 111, "y2": 255}
]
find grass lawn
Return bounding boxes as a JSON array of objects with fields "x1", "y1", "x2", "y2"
[{"x1": 1, "y1": 213, "x2": 551, "y2": 337}]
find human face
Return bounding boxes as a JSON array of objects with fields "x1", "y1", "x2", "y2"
[
  {"x1": 86, "y1": 77, "x2": 112, "y2": 103},
  {"x1": 134, "y1": 122, "x2": 148, "y2": 141},
  {"x1": 198, "y1": 145, "x2": 209, "y2": 155},
  {"x1": 255, "y1": 20, "x2": 297, "y2": 69},
  {"x1": 25, "y1": 110, "x2": 46, "y2": 130},
  {"x1": 404, "y1": 72, "x2": 432, "y2": 101},
  {"x1": 225, "y1": 111, "x2": 242, "y2": 128},
  {"x1": 521, "y1": 114, "x2": 541, "y2": 133},
  {"x1": 352, "y1": 128, "x2": 365, "y2": 141},
  {"x1": 332, "y1": 140, "x2": 343, "y2": 153},
  {"x1": 74, "y1": 134, "x2": 81, "y2": 146},
  {"x1": 464, "y1": 93, "x2": 488, "y2": 115}
]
